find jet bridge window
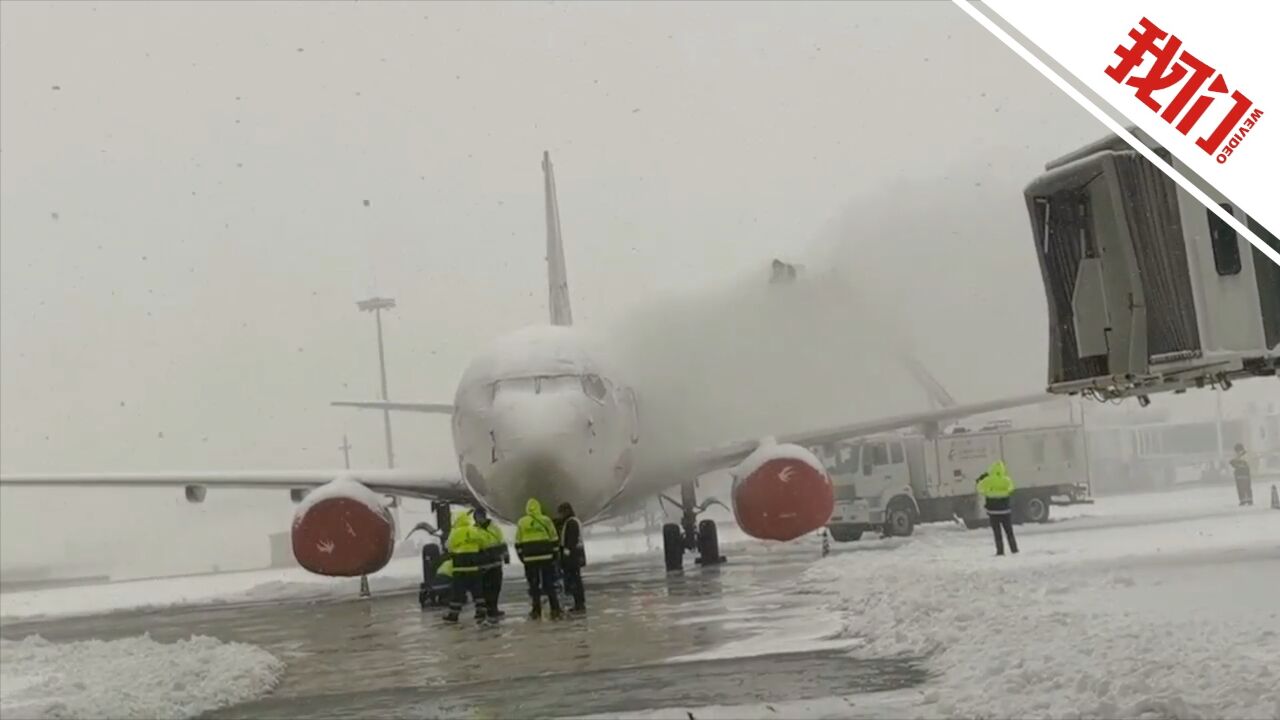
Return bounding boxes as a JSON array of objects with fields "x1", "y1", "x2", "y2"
[{"x1": 1209, "y1": 204, "x2": 1242, "y2": 276}]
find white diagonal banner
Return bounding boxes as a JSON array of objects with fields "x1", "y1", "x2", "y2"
[{"x1": 954, "y1": 0, "x2": 1279, "y2": 267}]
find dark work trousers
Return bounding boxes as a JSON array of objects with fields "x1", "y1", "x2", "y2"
[
  {"x1": 989, "y1": 512, "x2": 1018, "y2": 555},
  {"x1": 524, "y1": 561, "x2": 561, "y2": 616},
  {"x1": 448, "y1": 572, "x2": 485, "y2": 620},
  {"x1": 480, "y1": 567, "x2": 503, "y2": 619},
  {"x1": 561, "y1": 560, "x2": 585, "y2": 610},
  {"x1": 1235, "y1": 474, "x2": 1253, "y2": 505}
]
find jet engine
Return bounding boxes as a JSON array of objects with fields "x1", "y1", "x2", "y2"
[
  {"x1": 291, "y1": 477, "x2": 397, "y2": 577},
  {"x1": 730, "y1": 443, "x2": 834, "y2": 541}
]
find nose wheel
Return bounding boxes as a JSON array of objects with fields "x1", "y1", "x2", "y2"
[{"x1": 659, "y1": 482, "x2": 727, "y2": 572}]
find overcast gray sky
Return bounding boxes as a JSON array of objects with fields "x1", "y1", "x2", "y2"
[{"x1": 7, "y1": 1, "x2": 1263, "y2": 575}]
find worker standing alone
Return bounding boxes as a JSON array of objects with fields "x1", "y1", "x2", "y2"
[
  {"x1": 515, "y1": 498, "x2": 563, "y2": 620},
  {"x1": 556, "y1": 502, "x2": 587, "y2": 613},
  {"x1": 473, "y1": 507, "x2": 509, "y2": 623},
  {"x1": 1229, "y1": 443, "x2": 1253, "y2": 506},
  {"x1": 977, "y1": 460, "x2": 1019, "y2": 556},
  {"x1": 443, "y1": 511, "x2": 487, "y2": 623}
]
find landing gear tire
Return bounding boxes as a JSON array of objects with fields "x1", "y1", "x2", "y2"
[
  {"x1": 828, "y1": 526, "x2": 864, "y2": 542},
  {"x1": 1018, "y1": 495, "x2": 1051, "y2": 524},
  {"x1": 695, "y1": 519, "x2": 725, "y2": 566},
  {"x1": 884, "y1": 500, "x2": 916, "y2": 537},
  {"x1": 663, "y1": 523, "x2": 684, "y2": 572}
]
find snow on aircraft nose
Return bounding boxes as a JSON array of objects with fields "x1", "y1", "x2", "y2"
[{"x1": 477, "y1": 393, "x2": 600, "y2": 520}]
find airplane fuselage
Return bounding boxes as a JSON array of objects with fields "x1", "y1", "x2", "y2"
[{"x1": 451, "y1": 325, "x2": 640, "y2": 523}]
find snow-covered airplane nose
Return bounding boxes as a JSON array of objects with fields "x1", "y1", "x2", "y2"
[{"x1": 476, "y1": 393, "x2": 604, "y2": 521}]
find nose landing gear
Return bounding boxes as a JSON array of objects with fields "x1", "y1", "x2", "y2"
[{"x1": 659, "y1": 482, "x2": 727, "y2": 572}]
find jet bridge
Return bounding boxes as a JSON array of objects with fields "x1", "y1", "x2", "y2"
[{"x1": 1026, "y1": 129, "x2": 1279, "y2": 404}]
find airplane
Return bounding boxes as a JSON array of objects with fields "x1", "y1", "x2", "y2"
[{"x1": 0, "y1": 152, "x2": 1052, "y2": 581}]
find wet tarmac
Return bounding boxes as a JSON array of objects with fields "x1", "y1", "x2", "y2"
[{"x1": 1, "y1": 541, "x2": 928, "y2": 718}]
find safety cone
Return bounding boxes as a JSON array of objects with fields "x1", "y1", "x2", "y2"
[{"x1": 1270, "y1": 484, "x2": 1279, "y2": 510}]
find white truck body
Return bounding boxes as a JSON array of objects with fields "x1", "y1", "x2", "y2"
[{"x1": 810, "y1": 424, "x2": 1091, "y2": 540}]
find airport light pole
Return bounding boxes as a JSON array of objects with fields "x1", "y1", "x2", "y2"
[
  {"x1": 339, "y1": 434, "x2": 352, "y2": 470},
  {"x1": 357, "y1": 296, "x2": 397, "y2": 470}
]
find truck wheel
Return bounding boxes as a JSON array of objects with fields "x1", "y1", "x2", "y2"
[
  {"x1": 1020, "y1": 495, "x2": 1051, "y2": 524},
  {"x1": 885, "y1": 499, "x2": 915, "y2": 537},
  {"x1": 662, "y1": 523, "x2": 684, "y2": 572},
  {"x1": 829, "y1": 526, "x2": 863, "y2": 542}
]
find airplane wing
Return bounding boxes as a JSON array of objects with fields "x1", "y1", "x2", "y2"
[
  {"x1": 682, "y1": 391, "x2": 1056, "y2": 478},
  {"x1": 0, "y1": 469, "x2": 474, "y2": 503},
  {"x1": 331, "y1": 401, "x2": 454, "y2": 414}
]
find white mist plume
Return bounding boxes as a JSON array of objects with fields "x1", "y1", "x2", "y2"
[{"x1": 597, "y1": 169, "x2": 1047, "y2": 463}]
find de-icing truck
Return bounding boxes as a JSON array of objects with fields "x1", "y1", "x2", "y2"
[{"x1": 810, "y1": 424, "x2": 1092, "y2": 541}]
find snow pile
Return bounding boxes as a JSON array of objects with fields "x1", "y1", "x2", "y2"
[
  {"x1": 583, "y1": 490, "x2": 1279, "y2": 720},
  {"x1": 0, "y1": 633, "x2": 283, "y2": 719},
  {"x1": 807, "y1": 510, "x2": 1280, "y2": 719}
]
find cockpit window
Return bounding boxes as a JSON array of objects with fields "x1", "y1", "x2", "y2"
[
  {"x1": 494, "y1": 377, "x2": 536, "y2": 395},
  {"x1": 581, "y1": 374, "x2": 608, "y2": 404},
  {"x1": 538, "y1": 375, "x2": 578, "y2": 394}
]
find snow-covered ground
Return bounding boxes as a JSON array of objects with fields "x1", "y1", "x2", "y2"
[
  {"x1": 0, "y1": 634, "x2": 283, "y2": 719},
  {"x1": 0, "y1": 523, "x2": 672, "y2": 622},
  {"x1": 579, "y1": 485, "x2": 1280, "y2": 720},
  {"x1": 3, "y1": 485, "x2": 1276, "y2": 720}
]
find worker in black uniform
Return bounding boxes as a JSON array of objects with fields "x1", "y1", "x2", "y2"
[
  {"x1": 473, "y1": 506, "x2": 509, "y2": 623},
  {"x1": 1229, "y1": 443, "x2": 1253, "y2": 506},
  {"x1": 556, "y1": 502, "x2": 587, "y2": 613}
]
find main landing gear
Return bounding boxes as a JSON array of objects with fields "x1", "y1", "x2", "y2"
[{"x1": 658, "y1": 481, "x2": 727, "y2": 572}]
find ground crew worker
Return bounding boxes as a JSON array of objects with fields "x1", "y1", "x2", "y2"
[
  {"x1": 977, "y1": 460, "x2": 1018, "y2": 556},
  {"x1": 473, "y1": 507, "x2": 508, "y2": 623},
  {"x1": 1229, "y1": 443, "x2": 1253, "y2": 506},
  {"x1": 556, "y1": 502, "x2": 587, "y2": 613},
  {"x1": 443, "y1": 511, "x2": 487, "y2": 623},
  {"x1": 515, "y1": 498, "x2": 563, "y2": 620}
]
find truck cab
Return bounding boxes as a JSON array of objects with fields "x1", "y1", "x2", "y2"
[{"x1": 813, "y1": 436, "x2": 917, "y2": 540}]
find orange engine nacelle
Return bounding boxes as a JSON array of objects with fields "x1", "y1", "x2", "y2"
[
  {"x1": 291, "y1": 478, "x2": 397, "y2": 577},
  {"x1": 731, "y1": 444, "x2": 834, "y2": 542}
]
